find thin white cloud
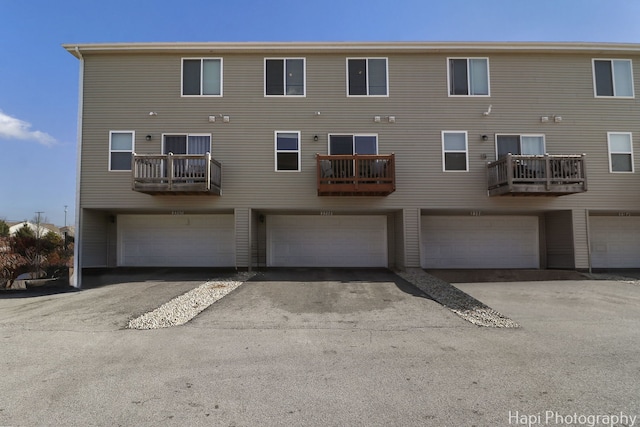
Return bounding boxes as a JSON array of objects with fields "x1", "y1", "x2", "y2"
[{"x1": 0, "y1": 110, "x2": 57, "y2": 146}]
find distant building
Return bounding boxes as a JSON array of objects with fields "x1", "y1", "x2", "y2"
[{"x1": 8, "y1": 221, "x2": 62, "y2": 238}]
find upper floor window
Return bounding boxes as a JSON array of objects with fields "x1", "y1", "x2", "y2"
[
  {"x1": 496, "y1": 134, "x2": 545, "y2": 158},
  {"x1": 329, "y1": 134, "x2": 378, "y2": 154},
  {"x1": 347, "y1": 58, "x2": 388, "y2": 96},
  {"x1": 607, "y1": 132, "x2": 634, "y2": 172},
  {"x1": 593, "y1": 59, "x2": 634, "y2": 98},
  {"x1": 275, "y1": 131, "x2": 301, "y2": 171},
  {"x1": 448, "y1": 58, "x2": 490, "y2": 96},
  {"x1": 442, "y1": 131, "x2": 468, "y2": 171},
  {"x1": 109, "y1": 131, "x2": 134, "y2": 171},
  {"x1": 163, "y1": 134, "x2": 211, "y2": 155},
  {"x1": 182, "y1": 58, "x2": 222, "y2": 96},
  {"x1": 265, "y1": 58, "x2": 305, "y2": 96}
]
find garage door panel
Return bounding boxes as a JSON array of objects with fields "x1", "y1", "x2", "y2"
[
  {"x1": 118, "y1": 215, "x2": 235, "y2": 267},
  {"x1": 590, "y1": 216, "x2": 640, "y2": 268},
  {"x1": 421, "y1": 216, "x2": 539, "y2": 268},
  {"x1": 267, "y1": 215, "x2": 387, "y2": 267}
]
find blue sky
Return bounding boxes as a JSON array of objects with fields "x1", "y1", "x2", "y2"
[{"x1": 2, "y1": 0, "x2": 640, "y2": 226}]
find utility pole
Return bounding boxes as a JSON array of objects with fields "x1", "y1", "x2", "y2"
[
  {"x1": 35, "y1": 211, "x2": 44, "y2": 239},
  {"x1": 64, "y1": 206, "x2": 69, "y2": 251},
  {"x1": 35, "y1": 211, "x2": 44, "y2": 273}
]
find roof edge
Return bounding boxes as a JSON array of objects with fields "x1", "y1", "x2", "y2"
[{"x1": 62, "y1": 41, "x2": 640, "y2": 58}]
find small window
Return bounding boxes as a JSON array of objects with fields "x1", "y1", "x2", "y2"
[
  {"x1": 608, "y1": 132, "x2": 634, "y2": 172},
  {"x1": 275, "y1": 131, "x2": 300, "y2": 171},
  {"x1": 182, "y1": 58, "x2": 222, "y2": 96},
  {"x1": 347, "y1": 58, "x2": 388, "y2": 96},
  {"x1": 265, "y1": 58, "x2": 305, "y2": 96},
  {"x1": 448, "y1": 58, "x2": 489, "y2": 96},
  {"x1": 442, "y1": 131, "x2": 468, "y2": 171},
  {"x1": 593, "y1": 59, "x2": 634, "y2": 98},
  {"x1": 109, "y1": 131, "x2": 134, "y2": 171}
]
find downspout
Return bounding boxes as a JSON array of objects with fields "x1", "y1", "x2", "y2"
[
  {"x1": 585, "y1": 209, "x2": 592, "y2": 274},
  {"x1": 72, "y1": 46, "x2": 84, "y2": 288}
]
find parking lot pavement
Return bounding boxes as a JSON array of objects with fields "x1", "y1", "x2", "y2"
[
  {"x1": 0, "y1": 269, "x2": 238, "y2": 331},
  {"x1": 1, "y1": 271, "x2": 640, "y2": 426}
]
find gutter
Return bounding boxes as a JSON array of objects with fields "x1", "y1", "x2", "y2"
[
  {"x1": 72, "y1": 46, "x2": 84, "y2": 288},
  {"x1": 62, "y1": 41, "x2": 640, "y2": 56}
]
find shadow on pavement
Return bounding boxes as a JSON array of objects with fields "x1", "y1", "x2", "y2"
[{"x1": 250, "y1": 268, "x2": 431, "y2": 300}]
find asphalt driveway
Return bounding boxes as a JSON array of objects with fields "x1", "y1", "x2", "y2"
[
  {"x1": 191, "y1": 268, "x2": 460, "y2": 330},
  {"x1": 1, "y1": 269, "x2": 639, "y2": 426}
]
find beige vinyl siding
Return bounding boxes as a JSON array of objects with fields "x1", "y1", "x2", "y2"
[
  {"x1": 544, "y1": 211, "x2": 575, "y2": 269},
  {"x1": 234, "y1": 208, "x2": 249, "y2": 268},
  {"x1": 573, "y1": 209, "x2": 590, "y2": 269},
  {"x1": 402, "y1": 208, "x2": 421, "y2": 268},
  {"x1": 79, "y1": 51, "x2": 640, "y2": 216},
  {"x1": 393, "y1": 211, "x2": 405, "y2": 269},
  {"x1": 74, "y1": 46, "x2": 640, "y2": 271},
  {"x1": 80, "y1": 209, "x2": 110, "y2": 267}
]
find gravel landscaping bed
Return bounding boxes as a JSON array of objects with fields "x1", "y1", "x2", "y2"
[
  {"x1": 585, "y1": 272, "x2": 640, "y2": 285},
  {"x1": 128, "y1": 272, "x2": 256, "y2": 330},
  {"x1": 397, "y1": 268, "x2": 520, "y2": 328}
]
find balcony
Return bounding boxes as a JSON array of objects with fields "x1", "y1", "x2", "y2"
[
  {"x1": 132, "y1": 153, "x2": 222, "y2": 195},
  {"x1": 487, "y1": 154, "x2": 587, "y2": 196},
  {"x1": 317, "y1": 154, "x2": 395, "y2": 196}
]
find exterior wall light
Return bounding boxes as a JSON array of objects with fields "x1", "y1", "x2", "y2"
[
  {"x1": 482, "y1": 135, "x2": 489, "y2": 141},
  {"x1": 314, "y1": 135, "x2": 319, "y2": 141},
  {"x1": 145, "y1": 135, "x2": 152, "y2": 141}
]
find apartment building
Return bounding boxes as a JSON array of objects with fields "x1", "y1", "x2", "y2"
[{"x1": 64, "y1": 42, "x2": 640, "y2": 286}]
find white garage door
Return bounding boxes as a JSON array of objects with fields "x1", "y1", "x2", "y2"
[
  {"x1": 421, "y1": 216, "x2": 539, "y2": 268},
  {"x1": 590, "y1": 216, "x2": 640, "y2": 268},
  {"x1": 118, "y1": 215, "x2": 235, "y2": 267},
  {"x1": 267, "y1": 215, "x2": 387, "y2": 267}
]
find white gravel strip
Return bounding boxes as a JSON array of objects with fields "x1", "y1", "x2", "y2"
[
  {"x1": 128, "y1": 272, "x2": 256, "y2": 330},
  {"x1": 397, "y1": 268, "x2": 520, "y2": 328},
  {"x1": 585, "y1": 273, "x2": 640, "y2": 285}
]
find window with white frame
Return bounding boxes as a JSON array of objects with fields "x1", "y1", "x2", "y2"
[
  {"x1": 265, "y1": 58, "x2": 305, "y2": 96},
  {"x1": 608, "y1": 132, "x2": 634, "y2": 172},
  {"x1": 275, "y1": 131, "x2": 301, "y2": 171},
  {"x1": 448, "y1": 58, "x2": 490, "y2": 96},
  {"x1": 182, "y1": 58, "x2": 222, "y2": 96},
  {"x1": 442, "y1": 131, "x2": 468, "y2": 171},
  {"x1": 347, "y1": 58, "x2": 388, "y2": 96},
  {"x1": 593, "y1": 59, "x2": 634, "y2": 98},
  {"x1": 109, "y1": 131, "x2": 134, "y2": 171},
  {"x1": 496, "y1": 134, "x2": 545, "y2": 158}
]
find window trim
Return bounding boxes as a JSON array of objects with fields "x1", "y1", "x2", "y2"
[
  {"x1": 108, "y1": 130, "x2": 135, "y2": 171},
  {"x1": 264, "y1": 58, "x2": 306, "y2": 97},
  {"x1": 181, "y1": 57, "x2": 223, "y2": 97},
  {"x1": 441, "y1": 131, "x2": 469, "y2": 172},
  {"x1": 327, "y1": 133, "x2": 379, "y2": 154},
  {"x1": 494, "y1": 133, "x2": 546, "y2": 159},
  {"x1": 592, "y1": 58, "x2": 635, "y2": 99},
  {"x1": 607, "y1": 132, "x2": 634, "y2": 173},
  {"x1": 346, "y1": 57, "x2": 389, "y2": 97},
  {"x1": 447, "y1": 57, "x2": 491, "y2": 97},
  {"x1": 274, "y1": 131, "x2": 301, "y2": 172}
]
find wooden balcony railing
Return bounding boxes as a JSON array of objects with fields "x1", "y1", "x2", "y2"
[
  {"x1": 487, "y1": 154, "x2": 587, "y2": 196},
  {"x1": 132, "y1": 153, "x2": 222, "y2": 195},
  {"x1": 317, "y1": 153, "x2": 395, "y2": 196}
]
